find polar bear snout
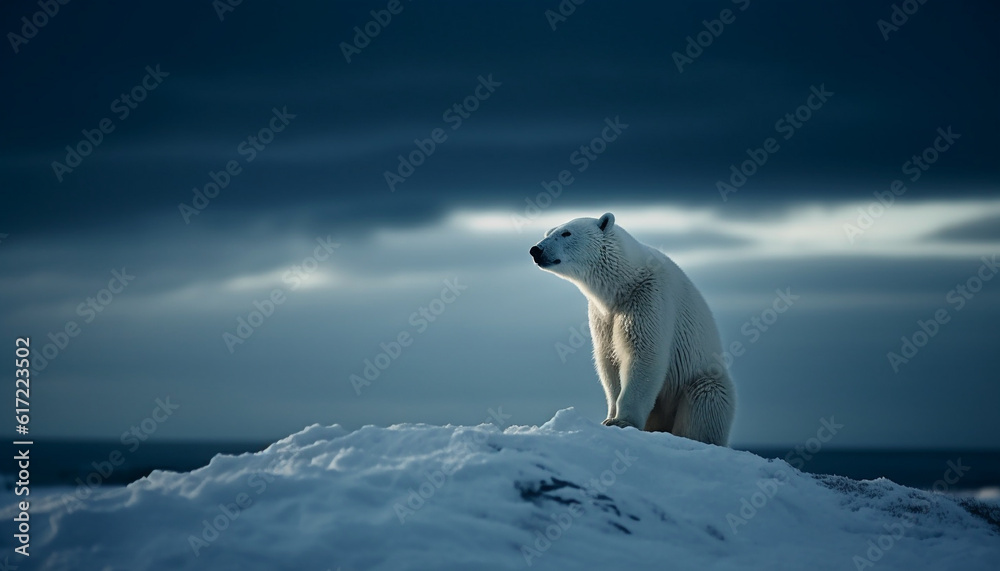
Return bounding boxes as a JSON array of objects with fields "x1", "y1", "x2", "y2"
[{"x1": 529, "y1": 245, "x2": 560, "y2": 267}]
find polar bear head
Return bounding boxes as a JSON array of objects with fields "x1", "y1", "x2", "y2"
[{"x1": 529, "y1": 212, "x2": 615, "y2": 280}]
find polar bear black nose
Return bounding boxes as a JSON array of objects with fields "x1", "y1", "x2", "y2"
[{"x1": 529, "y1": 245, "x2": 542, "y2": 259}]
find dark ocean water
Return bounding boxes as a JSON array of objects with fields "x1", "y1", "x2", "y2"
[{"x1": 3, "y1": 440, "x2": 998, "y2": 494}]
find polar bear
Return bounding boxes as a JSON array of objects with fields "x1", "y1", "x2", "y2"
[{"x1": 529, "y1": 213, "x2": 735, "y2": 446}]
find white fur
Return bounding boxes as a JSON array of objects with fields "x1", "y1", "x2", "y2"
[{"x1": 530, "y1": 213, "x2": 736, "y2": 446}]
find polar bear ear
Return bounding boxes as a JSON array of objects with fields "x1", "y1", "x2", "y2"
[{"x1": 598, "y1": 212, "x2": 615, "y2": 232}]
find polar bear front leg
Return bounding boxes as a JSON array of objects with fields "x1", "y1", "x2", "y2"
[
  {"x1": 589, "y1": 304, "x2": 620, "y2": 423},
  {"x1": 611, "y1": 356, "x2": 667, "y2": 429},
  {"x1": 607, "y1": 311, "x2": 671, "y2": 429},
  {"x1": 596, "y1": 356, "x2": 621, "y2": 424}
]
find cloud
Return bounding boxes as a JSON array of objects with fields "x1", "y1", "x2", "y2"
[
  {"x1": 3, "y1": 1, "x2": 997, "y2": 240},
  {"x1": 6, "y1": 198, "x2": 999, "y2": 321},
  {"x1": 456, "y1": 199, "x2": 1000, "y2": 266},
  {"x1": 929, "y1": 214, "x2": 1000, "y2": 242}
]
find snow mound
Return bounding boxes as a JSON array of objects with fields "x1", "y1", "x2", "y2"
[{"x1": 4, "y1": 408, "x2": 998, "y2": 570}]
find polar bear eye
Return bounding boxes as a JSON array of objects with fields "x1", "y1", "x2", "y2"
[{"x1": 561, "y1": 231, "x2": 571, "y2": 237}]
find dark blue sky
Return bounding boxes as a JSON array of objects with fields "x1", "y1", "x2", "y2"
[{"x1": 1, "y1": 1, "x2": 998, "y2": 447}]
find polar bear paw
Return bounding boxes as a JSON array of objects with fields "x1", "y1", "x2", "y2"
[{"x1": 602, "y1": 418, "x2": 633, "y2": 428}]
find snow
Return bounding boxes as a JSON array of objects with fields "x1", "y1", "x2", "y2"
[{"x1": 3, "y1": 408, "x2": 998, "y2": 570}]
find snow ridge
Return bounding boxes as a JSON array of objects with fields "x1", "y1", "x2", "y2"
[{"x1": 3, "y1": 408, "x2": 997, "y2": 570}]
